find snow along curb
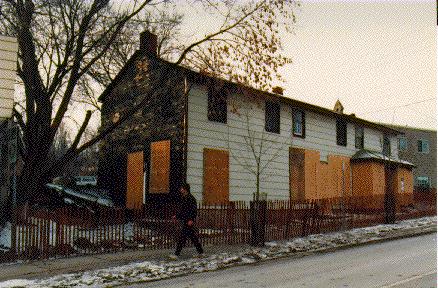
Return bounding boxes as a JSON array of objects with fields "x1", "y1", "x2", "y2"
[{"x1": 0, "y1": 216, "x2": 435, "y2": 288}]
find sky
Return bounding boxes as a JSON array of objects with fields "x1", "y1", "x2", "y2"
[
  {"x1": 16, "y1": 0, "x2": 435, "y2": 136},
  {"x1": 277, "y1": 1, "x2": 436, "y2": 130},
  {"x1": 179, "y1": 0, "x2": 436, "y2": 130}
]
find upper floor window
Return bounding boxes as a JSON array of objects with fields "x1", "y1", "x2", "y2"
[
  {"x1": 416, "y1": 176, "x2": 431, "y2": 188},
  {"x1": 336, "y1": 118, "x2": 347, "y2": 146},
  {"x1": 355, "y1": 126, "x2": 364, "y2": 149},
  {"x1": 207, "y1": 85, "x2": 227, "y2": 124},
  {"x1": 265, "y1": 101, "x2": 280, "y2": 134},
  {"x1": 398, "y1": 137, "x2": 407, "y2": 151},
  {"x1": 292, "y1": 109, "x2": 305, "y2": 138},
  {"x1": 383, "y1": 135, "x2": 391, "y2": 156},
  {"x1": 417, "y1": 139, "x2": 429, "y2": 153}
]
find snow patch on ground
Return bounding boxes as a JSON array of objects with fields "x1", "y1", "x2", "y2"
[{"x1": 0, "y1": 216, "x2": 435, "y2": 288}]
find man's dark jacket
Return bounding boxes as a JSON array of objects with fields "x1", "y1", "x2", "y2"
[{"x1": 176, "y1": 193, "x2": 198, "y2": 224}]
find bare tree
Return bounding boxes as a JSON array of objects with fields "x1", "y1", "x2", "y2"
[
  {"x1": 0, "y1": 0, "x2": 299, "y2": 203},
  {"x1": 228, "y1": 101, "x2": 288, "y2": 201}
]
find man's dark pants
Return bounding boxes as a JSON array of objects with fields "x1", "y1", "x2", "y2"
[{"x1": 175, "y1": 223, "x2": 203, "y2": 256}]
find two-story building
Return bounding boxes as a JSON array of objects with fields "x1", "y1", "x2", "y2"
[
  {"x1": 97, "y1": 32, "x2": 414, "y2": 208},
  {"x1": 390, "y1": 125, "x2": 436, "y2": 192}
]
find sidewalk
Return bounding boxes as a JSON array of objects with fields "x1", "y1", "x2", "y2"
[
  {"x1": 0, "y1": 243, "x2": 250, "y2": 282},
  {"x1": 0, "y1": 216, "x2": 435, "y2": 287}
]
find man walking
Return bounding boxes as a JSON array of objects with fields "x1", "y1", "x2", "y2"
[{"x1": 169, "y1": 183, "x2": 204, "y2": 259}]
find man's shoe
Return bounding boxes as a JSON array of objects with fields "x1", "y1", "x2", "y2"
[{"x1": 168, "y1": 254, "x2": 179, "y2": 260}]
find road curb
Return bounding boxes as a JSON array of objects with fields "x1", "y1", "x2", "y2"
[
  {"x1": 275, "y1": 226, "x2": 436, "y2": 260},
  {"x1": 112, "y1": 225, "x2": 437, "y2": 287}
]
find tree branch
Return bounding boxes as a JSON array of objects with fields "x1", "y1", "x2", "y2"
[{"x1": 70, "y1": 110, "x2": 92, "y2": 150}]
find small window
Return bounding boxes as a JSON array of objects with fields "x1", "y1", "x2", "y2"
[
  {"x1": 416, "y1": 176, "x2": 430, "y2": 188},
  {"x1": 292, "y1": 110, "x2": 305, "y2": 138},
  {"x1": 355, "y1": 127, "x2": 364, "y2": 149},
  {"x1": 398, "y1": 138, "x2": 407, "y2": 151},
  {"x1": 207, "y1": 85, "x2": 227, "y2": 123},
  {"x1": 417, "y1": 139, "x2": 429, "y2": 153},
  {"x1": 265, "y1": 101, "x2": 280, "y2": 134},
  {"x1": 336, "y1": 118, "x2": 347, "y2": 146},
  {"x1": 383, "y1": 135, "x2": 391, "y2": 156}
]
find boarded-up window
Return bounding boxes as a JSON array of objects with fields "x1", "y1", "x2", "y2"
[
  {"x1": 149, "y1": 140, "x2": 171, "y2": 193},
  {"x1": 203, "y1": 148, "x2": 229, "y2": 204},
  {"x1": 126, "y1": 151, "x2": 144, "y2": 209}
]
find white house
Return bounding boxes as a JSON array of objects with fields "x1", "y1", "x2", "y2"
[{"x1": 98, "y1": 32, "x2": 414, "y2": 208}]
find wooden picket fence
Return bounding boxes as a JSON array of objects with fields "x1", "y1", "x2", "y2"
[
  {"x1": 2, "y1": 193, "x2": 435, "y2": 262},
  {"x1": 13, "y1": 206, "x2": 126, "y2": 259}
]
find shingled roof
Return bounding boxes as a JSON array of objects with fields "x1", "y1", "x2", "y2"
[{"x1": 98, "y1": 47, "x2": 402, "y2": 136}]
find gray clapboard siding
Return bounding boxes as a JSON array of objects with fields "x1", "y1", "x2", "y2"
[
  {"x1": 0, "y1": 35, "x2": 17, "y2": 119},
  {"x1": 0, "y1": 88, "x2": 14, "y2": 100},
  {"x1": 0, "y1": 58, "x2": 15, "y2": 71},
  {"x1": 187, "y1": 83, "x2": 397, "y2": 201},
  {"x1": 187, "y1": 85, "x2": 292, "y2": 201}
]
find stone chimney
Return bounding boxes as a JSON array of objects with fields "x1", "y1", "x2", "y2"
[
  {"x1": 272, "y1": 86, "x2": 284, "y2": 95},
  {"x1": 140, "y1": 31, "x2": 157, "y2": 56}
]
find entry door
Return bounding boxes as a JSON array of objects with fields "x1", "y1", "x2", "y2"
[
  {"x1": 126, "y1": 151, "x2": 144, "y2": 209},
  {"x1": 290, "y1": 148, "x2": 305, "y2": 201},
  {"x1": 203, "y1": 148, "x2": 229, "y2": 204}
]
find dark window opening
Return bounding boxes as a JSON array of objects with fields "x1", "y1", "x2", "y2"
[
  {"x1": 265, "y1": 101, "x2": 280, "y2": 134},
  {"x1": 383, "y1": 135, "x2": 391, "y2": 156},
  {"x1": 336, "y1": 118, "x2": 347, "y2": 146},
  {"x1": 398, "y1": 138, "x2": 407, "y2": 151},
  {"x1": 355, "y1": 126, "x2": 364, "y2": 149},
  {"x1": 293, "y1": 109, "x2": 305, "y2": 138},
  {"x1": 416, "y1": 176, "x2": 431, "y2": 188},
  {"x1": 417, "y1": 139, "x2": 429, "y2": 153},
  {"x1": 208, "y1": 85, "x2": 227, "y2": 124}
]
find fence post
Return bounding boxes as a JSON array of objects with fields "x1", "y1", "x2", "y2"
[
  {"x1": 301, "y1": 202, "x2": 308, "y2": 237},
  {"x1": 284, "y1": 200, "x2": 290, "y2": 239},
  {"x1": 311, "y1": 201, "x2": 319, "y2": 234},
  {"x1": 227, "y1": 202, "x2": 235, "y2": 244},
  {"x1": 250, "y1": 200, "x2": 266, "y2": 247}
]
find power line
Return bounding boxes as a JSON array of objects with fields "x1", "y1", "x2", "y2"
[{"x1": 360, "y1": 97, "x2": 436, "y2": 115}]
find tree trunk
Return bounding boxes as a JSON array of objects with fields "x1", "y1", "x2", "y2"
[{"x1": 18, "y1": 133, "x2": 53, "y2": 205}]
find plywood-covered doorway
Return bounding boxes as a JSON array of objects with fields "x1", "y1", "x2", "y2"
[
  {"x1": 126, "y1": 151, "x2": 144, "y2": 209},
  {"x1": 149, "y1": 140, "x2": 171, "y2": 194},
  {"x1": 203, "y1": 148, "x2": 229, "y2": 204}
]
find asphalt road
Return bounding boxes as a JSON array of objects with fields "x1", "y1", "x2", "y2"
[{"x1": 127, "y1": 233, "x2": 437, "y2": 288}]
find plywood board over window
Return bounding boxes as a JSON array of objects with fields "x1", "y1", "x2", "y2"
[
  {"x1": 149, "y1": 140, "x2": 170, "y2": 194},
  {"x1": 289, "y1": 148, "x2": 305, "y2": 200},
  {"x1": 203, "y1": 148, "x2": 229, "y2": 204},
  {"x1": 126, "y1": 151, "x2": 144, "y2": 209}
]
